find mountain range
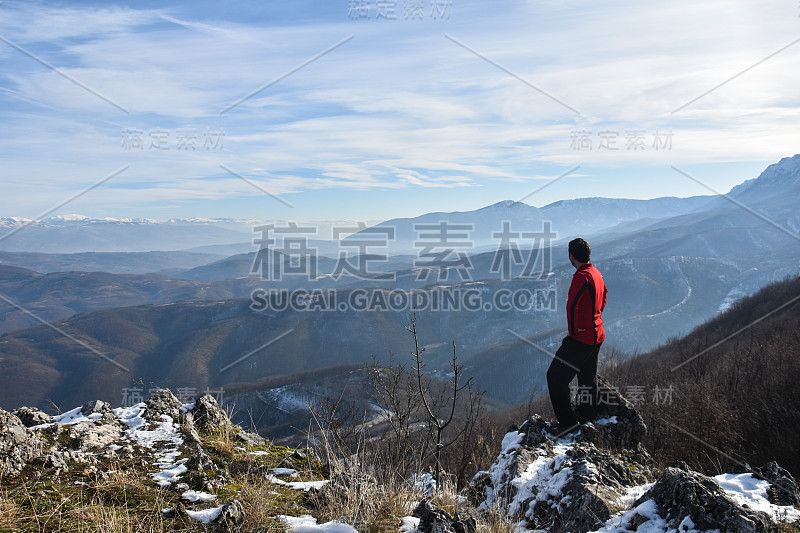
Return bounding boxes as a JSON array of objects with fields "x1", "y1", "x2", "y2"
[{"x1": 0, "y1": 155, "x2": 799, "y2": 413}]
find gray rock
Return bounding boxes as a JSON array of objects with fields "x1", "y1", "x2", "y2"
[
  {"x1": 66, "y1": 421, "x2": 124, "y2": 451},
  {"x1": 635, "y1": 466, "x2": 772, "y2": 533},
  {"x1": 234, "y1": 430, "x2": 265, "y2": 446},
  {"x1": 576, "y1": 378, "x2": 648, "y2": 451},
  {"x1": 12, "y1": 407, "x2": 53, "y2": 427},
  {"x1": 144, "y1": 389, "x2": 183, "y2": 422},
  {"x1": 213, "y1": 499, "x2": 244, "y2": 529},
  {"x1": 0, "y1": 408, "x2": 44, "y2": 477},
  {"x1": 413, "y1": 500, "x2": 476, "y2": 533},
  {"x1": 178, "y1": 411, "x2": 203, "y2": 445},
  {"x1": 543, "y1": 445, "x2": 653, "y2": 533},
  {"x1": 39, "y1": 451, "x2": 69, "y2": 473},
  {"x1": 469, "y1": 397, "x2": 797, "y2": 533},
  {"x1": 81, "y1": 400, "x2": 114, "y2": 419},
  {"x1": 192, "y1": 394, "x2": 232, "y2": 434},
  {"x1": 754, "y1": 461, "x2": 799, "y2": 507},
  {"x1": 184, "y1": 442, "x2": 222, "y2": 492},
  {"x1": 469, "y1": 413, "x2": 654, "y2": 533}
]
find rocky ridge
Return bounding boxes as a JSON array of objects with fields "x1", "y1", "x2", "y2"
[
  {"x1": 466, "y1": 386, "x2": 800, "y2": 533},
  {"x1": 0, "y1": 389, "x2": 324, "y2": 531},
  {"x1": 2, "y1": 387, "x2": 799, "y2": 532}
]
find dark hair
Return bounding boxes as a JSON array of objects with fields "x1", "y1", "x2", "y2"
[{"x1": 569, "y1": 238, "x2": 591, "y2": 263}]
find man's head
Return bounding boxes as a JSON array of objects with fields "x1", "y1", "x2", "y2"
[{"x1": 568, "y1": 238, "x2": 591, "y2": 268}]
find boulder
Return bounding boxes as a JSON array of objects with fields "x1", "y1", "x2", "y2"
[
  {"x1": 0, "y1": 408, "x2": 44, "y2": 477},
  {"x1": 469, "y1": 414, "x2": 653, "y2": 532},
  {"x1": 184, "y1": 442, "x2": 223, "y2": 492},
  {"x1": 754, "y1": 461, "x2": 799, "y2": 507},
  {"x1": 635, "y1": 465, "x2": 772, "y2": 533},
  {"x1": 413, "y1": 500, "x2": 477, "y2": 533},
  {"x1": 234, "y1": 430, "x2": 265, "y2": 446},
  {"x1": 213, "y1": 499, "x2": 244, "y2": 530},
  {"x1": 577, "y1": 378, "x2": 648, "y2": 451},
  {"x1": 191, "y1": 394, "x2": 232, "y2": 434},
  {"x1": 66, "y1": 421, "x2": 124, "y2": 451},
  {"x1": 144, "y1": 389, "x2": 183, "y2": 422},
  {"x1": 12, "y1": 407, "x2": 53, "y2": 428},
  {"x1": 81, "y1": 400, "x2": 114, "y2": 419}
]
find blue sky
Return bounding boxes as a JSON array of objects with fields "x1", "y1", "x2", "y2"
[{"x1": 0, "y1": 0, "x2": 797, "y2": 222}]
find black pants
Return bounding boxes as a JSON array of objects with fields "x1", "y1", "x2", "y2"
[{"x1": 547, "y1": 336, "x2": 602, "y2": 428}]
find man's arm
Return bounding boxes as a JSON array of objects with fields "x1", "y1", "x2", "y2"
[
  {"x1": 601, "y1": 284, "x2": 608, "y2": 312},
  {"x1": 568, "y1": 275, "x2": 590, "y2": 335}
]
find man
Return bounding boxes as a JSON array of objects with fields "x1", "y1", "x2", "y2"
[{"x1": 547, "y1": 237, "x2": 607, "y2": 435}]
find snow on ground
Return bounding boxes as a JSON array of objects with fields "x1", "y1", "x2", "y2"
[
  {"x1": 592, "y1": 472, "x2": 800, "y2": 533},
  {"x1": 114, "y1": 402, "x2": 189, "y2": 487},
  {"x1": 410, "y1": 472, "x2": 437, "y2": 495},
  {"x1": 719, "y1": 287, "x2": 747, "y2": 313},
  {"x1": 615, "y1": 482, "x2": 655, "y2": 509},
  {"x1": 29, "y1": 402, "x2": 191, "y2": 489},
  {"x1": 153, "y1": 457, "x2": 188, "y2": 487},
  {"x1": 477, "y1": 428, "x2": 575, "y2": 520},
  {"x1": 259, "y1": 386, "x2": 313, "y2": 413},
  {"x1": 182, "y1": 490, "x2": 217, "y2": 503},
  {"x1": 506, "y1": 444, "x2": 572, "y2": 518},
  {"x1": 185, "y1": 505, "x2": 223, "y2": 524},
  {"x1": 266, "y1": 474, "x2": 330, "y2": 491},
  {"x1": 53, "y1": 407, "x2": 93, "y2": 425},
  {"x1": 115, "y1": 404, "x2": 145, "y2": 429},
  {"x1": 400, "y1": 516, "x2": 420, "y2": 532},
  {"x1": 279, "y1": 514, "x2": 358, "y2": 533},
  {"x1": 591, "y1": 498, "x2": 680, "y2": 533},
  {"x1": 29, "y1": 406, "x2": 93, "y2": 429},
  {"x1": 714, "y1": 473, "x2": 800, "y2": 522},
  {"x1": 596, "y1": 416, "x2": 618, "y2": 426},
  {"x1": 273, "y1": 467, "x2": 299, "y2": 477},
  {"x1": 475, "y1": 430, "x2": 522, "y2": 510}
]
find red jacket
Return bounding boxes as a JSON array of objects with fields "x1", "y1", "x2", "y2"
[{"x1": 567, "y1": 263, "x2": 607, "y2": 345}]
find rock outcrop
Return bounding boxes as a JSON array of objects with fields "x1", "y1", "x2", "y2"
[
  {"x1": 0, "y1": 390, "x2": 258, "y2": 527},
  {"x1": 144, "y1": 388, "x2": 184, "y2": 421},
  {"x1": 12, "y1": 406, "x2": 53, "y2": 427},
  {"x1": 0, "y1": 408, "x2": 44, "y2": 476},
  {"x1": 634, "y1": 465, "x2": 771, "y2": 533},
  {"x1": 753, "y1": 461, "x2": 800, "y2": 507},
  {"x1": 468, "y1": 385, "x2": 800, "y2": 533},
  {"x1": 213, "y1": 499, "x2": 245, "y2": 529},
  {"x1": 192, "y1": 393, "x2": 233, "y2": 433},
  {"x1": 413, "y1": 499, "x2": 477, "y2": 533},
  {"x1": 81, "y1": 399, "x2": 114, "y2": 419},
  {"x1": 3, "y1": 385, "x2": 799, "y2": 533}
]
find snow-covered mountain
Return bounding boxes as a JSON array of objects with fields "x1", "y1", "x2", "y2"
[
  {"x1": 727, "y1": 154, "x2": 800, "y2": 203},
  {"x1": 347, "y1": 195, "x2": 714, "y2": 254}
]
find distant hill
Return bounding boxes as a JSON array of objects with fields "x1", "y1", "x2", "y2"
[
  {"x1": 0, "y1": 193, "x2": 714, "y2": 255},
  {"x1": 0, "y1": 251, "x2": 776, "y2": 409},
  {"x1": 602, "y1": 274, "x2": 800, "y2": 476},
  {"x1": 346, "y1": 194, "x2": 714, "y2": 253},
  {"x1": 0, "y1": 250, "x2": 222, "y2": 274},
  {"x1": 0, "y1": 265, "x2": 234, "y2": 334},
  {"x1": 0, "y1": 217, "x2": 251, "y2": 253},
  {"x1": 2, "y1": 155, "x2": 800, "y2": 418}
]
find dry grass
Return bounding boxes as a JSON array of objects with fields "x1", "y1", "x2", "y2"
[
  {"x1": 0, "y1": 459, "x2": 191, "y2": 533},
  {"x1": 477, "y1": 507, "x2": 518, "y2": 533},
  {"x1": 0, "y1": 428, "x2": 319, "y2": 533},
  {"x1": 0, "y1": 488, "x2": 24, "y2": 531}
]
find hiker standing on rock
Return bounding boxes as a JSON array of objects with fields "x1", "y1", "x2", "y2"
[{"x1": 547, "y1": 238, "x2": 607, "y2": 435}]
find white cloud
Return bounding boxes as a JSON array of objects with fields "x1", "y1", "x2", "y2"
[{"x1": 0, "y1": 0, "x2": 797, "y2": 218}]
